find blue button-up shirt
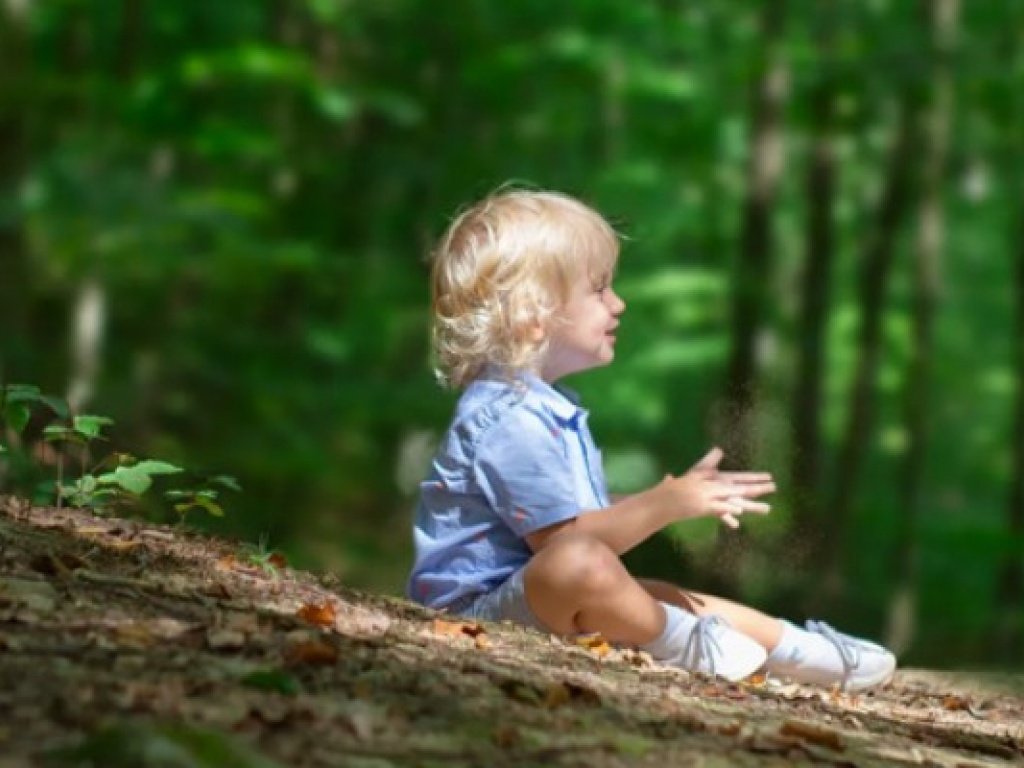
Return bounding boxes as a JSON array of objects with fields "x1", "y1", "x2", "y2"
[{"x1": 407, "y1": 371, "x2": 610, "y2": 609}]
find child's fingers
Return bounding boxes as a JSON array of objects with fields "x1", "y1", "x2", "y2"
[
  {"x1": 730, "y1": 498, "x2": 771, "y2": 514},
  {"x1": 714, "y1": 481, "x2": 776, "y2": 499},
  {"x1": 717, "y1": 471, "x2": 773, "y2": 484},
  {"x1": 692, "y1": 446, "x2": 724, "y2": 471},
  {"x1": 720, "y1": 513, "x2": 741, "y2": 529},
  {"x1": 712, "y1": 500, "x2": 744, "y2": 523}
]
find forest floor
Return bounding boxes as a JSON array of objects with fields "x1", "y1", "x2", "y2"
[{"x1": 1, "y1": 496, "x2": 1022, "y2": 768}]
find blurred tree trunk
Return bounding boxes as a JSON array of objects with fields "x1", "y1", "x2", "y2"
[
  {"x1": 0, "y1": 6, "x2": 30, "y2": 382},
  {"x1": 789, "y1": 2, "x2": 838, "y2": 546},
  {"x1": 995, "y1": 197, "x2": 1024, "y2": 663},
  {"x1": 708, "y1": 3, "x2": 788, "y2": 593},
  {"x1": 817, "y1": 99, "x2": 920, "y2": 602},
  {"x1": 885, "y1": 0, "x2": 958, "y2": 656}
]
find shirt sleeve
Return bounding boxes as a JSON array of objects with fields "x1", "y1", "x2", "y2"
[{"x1": 473, "y1": 406, "x2": 581, "y2": 537}]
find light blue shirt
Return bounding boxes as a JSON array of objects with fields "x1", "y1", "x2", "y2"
[{"x1": 407, "y1": 370, "x2": 610, "y2": 609}]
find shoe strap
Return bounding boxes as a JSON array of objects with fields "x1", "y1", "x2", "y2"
[
  {"x1": 686, "y1": 615, "x2": 729, "y2": 677},
  {"x1": 805, "y1": 620, "x2": 861, "y2": 680}
]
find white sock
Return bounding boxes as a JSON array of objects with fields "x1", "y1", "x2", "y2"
[
  {"x1": 765, "y1": 620, "x2": 843, "y2": 676},
  {"x1": 639, "y1": 603, "x2": 696, "y2": 660}
]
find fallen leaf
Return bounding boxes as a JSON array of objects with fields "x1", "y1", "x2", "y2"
[
  {"x1": 779, "y1": 719, "x2": 845, "y2": 752},
  {"x1": 432, "y1": 618, "x2": 485, "y2": 638},
  {"x1": 284, "y1": 639, "x2": 338, "y2": 666},
  {"x1": 573, "y1": 633, "x2": 611, "y2": 658},
  {"x1": 268, "y1": 553, "x2": 288, "y2": 569},
  {"x1": 943, "y1": 694, "x2": 971, "y2": 711},
  {"x1": 494, "y1": 724, "x2": 520, "y2": 748},
  {"x1": 543, "y1": 681, "x2": 601, "y2": 708},
  {"x1": 297, "y1": 601, "x2": 337, "y2": 627}
]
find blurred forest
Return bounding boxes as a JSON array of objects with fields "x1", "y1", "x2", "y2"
[{"x1": 1, "y1": 0, "x2": 1022, "y2": 670}]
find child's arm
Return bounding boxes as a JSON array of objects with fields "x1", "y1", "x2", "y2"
[{"x1": 526, "y1": 447, "x2": 774, "y2": 555}]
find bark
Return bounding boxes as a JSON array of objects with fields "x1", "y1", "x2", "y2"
[
  {"x1": 789, "y1": 3, "x2": 839, "y2": 542},
  {"x1": 0, "y1": 6, "x2": 30, "y2": 382},
  {"x1": 707, "y1": 3, "x2": 788, "y2": 594},
  {"x1": 885, "y1": 0, "x2": 958, "y2": 656},
  {"x1": 995, "y1": 198, "x2": 1024, "y2": 661},
  {"x1": 816, "y1": 101, "x2": 919, "y2": 600}
]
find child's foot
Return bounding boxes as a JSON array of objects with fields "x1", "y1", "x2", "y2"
[
  {"x1": 765, "y1": 620, "x2": 896, "y2": 692},
  {"x1": 663, "y1": 615, "x2": 768, "y2": 682}
]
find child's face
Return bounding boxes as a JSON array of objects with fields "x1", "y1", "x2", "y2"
[{"x1": 539, "y1": 264, "x2": 625, "y2": 382}]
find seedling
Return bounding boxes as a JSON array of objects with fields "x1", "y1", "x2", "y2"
[{"x1": 1, "y1": 382, "x2": 241, "y2": 522}]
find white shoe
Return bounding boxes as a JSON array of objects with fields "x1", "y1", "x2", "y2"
[
  {"x1": 663, "y1": 615, "x2": 767, "y2": 682},
  {"x1": 768, "y1": 620, "x2": 896, "y2": 692}
]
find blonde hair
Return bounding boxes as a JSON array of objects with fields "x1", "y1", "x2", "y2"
[{"x1": 430, "y1": 187, "x2": 620, "y2": 389}]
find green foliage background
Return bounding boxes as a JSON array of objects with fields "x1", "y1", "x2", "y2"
[{"x1": 2, "y1": 1, "x2": 1021, "y2": 668}]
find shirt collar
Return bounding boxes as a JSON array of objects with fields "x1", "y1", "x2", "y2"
[{"x1": 519, "y1": 371, "x2": 584, "y2": 424}]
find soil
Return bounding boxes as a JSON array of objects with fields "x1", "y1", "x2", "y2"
[{"x1": 1, "y1": 496, "x2": 1022, "y2": 768}]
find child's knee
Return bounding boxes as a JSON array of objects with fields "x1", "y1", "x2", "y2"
[{"x1": 530, "y1": 533, "x2": 624, "y2": 595}]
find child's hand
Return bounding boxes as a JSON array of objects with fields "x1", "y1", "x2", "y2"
[{"x1": 661, "y1": 446, "x2": 775, "y2": 528}]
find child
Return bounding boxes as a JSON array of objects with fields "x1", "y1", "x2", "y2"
[{"x1": 407, "y1": 187, "x2": 896, "y2": 690}]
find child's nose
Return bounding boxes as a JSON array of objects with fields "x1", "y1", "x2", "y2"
[{"x1": 608, "y1": 288, "x2": 625, "y2": 314}]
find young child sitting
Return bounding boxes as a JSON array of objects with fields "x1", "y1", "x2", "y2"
[{"x1": 407, "y1": 187, "x2": 896, "y2": 690}]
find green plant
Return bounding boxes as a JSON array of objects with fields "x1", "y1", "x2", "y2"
[
  {"x1": 1, "y1": 382, "x2": 240, "y2": 521},
  {"x1": 164, "y1": 474, "x2": 242, "y2": 522},
  {"x1": 241, "y1": 532, "x2": 286, "y2": 577}
]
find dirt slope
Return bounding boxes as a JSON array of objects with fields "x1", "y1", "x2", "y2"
[{"x1": 1, "y1": 496, "x2": 1022, "y2": 768}]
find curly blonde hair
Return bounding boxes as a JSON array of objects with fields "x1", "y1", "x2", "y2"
[{"x1": 430, "y1": 188, "x2": 620, "y2": 389}]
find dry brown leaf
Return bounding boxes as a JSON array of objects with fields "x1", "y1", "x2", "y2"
[
  {"x1": 779, "y1": 719, "x2": 845, "y2": 752},
  {"x1": 474, "y1": 632, "x2": 491, "y2": 650},
  {"x1": 943, "y1": 694, "x2": 971, "y2": 711},
  {"x1": 543, "y1": 682, "x2": 571, "y2": 709},
  {"x1": 432, "y1": 618, "x2": 485, "y2": 638},
  {"x1": 105, "y1": 539, "x2": 144, "y2": 552},
  {"x1": 297, "y1": 601, "x2": 337, "y2": 627},
  {"x1": 494, "y1": 725, "x2": 520, "y2": 748},
  {"x1": 573, "y1": 633, "x2": 611, "y2": 658},
  {"x1": 268, "y1": 553, "x2": 288, "y2": 569},
  {"x1": 284, "y1": 639, "x2": 338, "y2": 666},
  {"x1": 543, "y1": 681, "x2": 601, "y2": 709}
]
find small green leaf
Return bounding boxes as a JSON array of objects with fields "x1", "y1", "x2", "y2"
[
  {"x1": 98, "y1": 466, "x2": 152, "y2": 495},
  {"x1": 241, "y1": 669, "x2": 302, "y2": 695},
  {"x1": 43, "y1": 425, "x2": 79, "y2": 443},
  {"x1": 73, "y1": 415, "x2": 114, "y2": 440},
  {"x1": 195, "y1": 496, "x2": 225, "y2": 517},
  {"x1": 3, "y1": 384, "x2": 41, "y2": 403},
  {"x1": 212, "y1": 475, "x2": 242, "y2": 492},
  {"x1": 40, "y1": 395, "x2": 70, "y2": 418},
  {"x1": 132, "y1": 460, "x2": 184, "y2": 476},
  {"x1": 4, "y1": 402, "x2": 30, "y2": 434}
]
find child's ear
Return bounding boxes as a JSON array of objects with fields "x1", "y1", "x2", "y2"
[{"x1": 525, "y1": 322, "x2": 546, "y2": 343}]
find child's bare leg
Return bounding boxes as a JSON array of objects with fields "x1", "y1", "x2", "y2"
[
  {"x1": 638, "y1": 579, "x2": 783, "y2": 650},
  {"x1": 523, "y1": 533, "x2": 666, "y2": 644}
]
